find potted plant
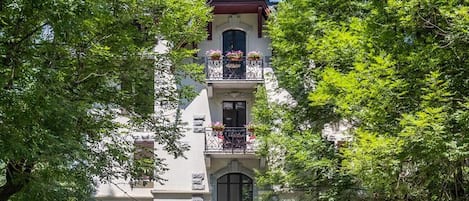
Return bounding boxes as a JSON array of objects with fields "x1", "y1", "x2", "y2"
[
  {"x1": 225, "y1": 50, "x2": 243, "y2": 61},
  {"x1": 211, "y1": 121, "x2": 225, "y2": 132},
  {"x1": 247, "y1": 51, "x2": 261, "y2": 61},
  {"x1": 244, "y1": 122, "x2": 255, "y2": 132},
  {"x1": 206, "y1": 49, "x2": 222, "y2": 60}
]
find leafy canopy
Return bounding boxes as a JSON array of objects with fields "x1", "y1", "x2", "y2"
[
  {"x1": 256, "y1": 0, "x2": 469, "y2": 200},
  {"x1": 0, "y1": 0, "x2": 210, "y2": 200}
]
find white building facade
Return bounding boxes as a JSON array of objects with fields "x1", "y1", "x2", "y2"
[{"x1": 96, "y1": 1, "x2": 277, "y2": 201}]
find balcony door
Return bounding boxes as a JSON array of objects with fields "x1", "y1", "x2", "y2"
[
  {"x1": 223, "y1": 101, "x2": 246, "y2": 128},
  {"x1": 223, "y1": 30, "x2": 246, "y2": 79},
  {"x1": 223, "y1": 101, "x2": 246, "y2": 148},
  {"x1": 223, "y1": 30, "x2": 246, "y2": 54}
]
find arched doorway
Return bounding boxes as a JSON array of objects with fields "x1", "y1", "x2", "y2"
[
  {"x1": 223, "y1": 30, "x2": 246, "y2": 54},
  {"x1": 217, "y1": 173, "x2": 253, "y2": 201},
  {"x1": 223, "y1": 30, "x2": 246, "y2": 79}
]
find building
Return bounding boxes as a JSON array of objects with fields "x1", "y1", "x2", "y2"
[
  {"x1": 95, "y1": 1, "x2": 277, "y2": 201},
  {"x1": 94, "y1": 1, "x2": 350, "y2": 200}
]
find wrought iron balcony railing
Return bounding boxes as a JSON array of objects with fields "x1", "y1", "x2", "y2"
[
  {"x1": 205, "y1": 127, "x2": 257, "y2": 154},
  {"x1": 205, "y1": 57, "x2": 265, "y2": 80}
]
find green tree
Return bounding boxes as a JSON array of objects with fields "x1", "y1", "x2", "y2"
[
  {"x1": 258, "y1": 0, "x2": 469, "y2": 200},
  {"x1": 0, "y1": 0, "x2": 210, "y2": 200}
]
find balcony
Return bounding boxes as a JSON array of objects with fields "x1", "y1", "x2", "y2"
[
  {"x1": 204, "y1": 57, "x2": 266, "y2": 89},
  {"x1": 205, "y1": 127, "x2": 257, "y2": 157}
]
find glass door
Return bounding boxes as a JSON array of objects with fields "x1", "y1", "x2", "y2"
[
  {"x1": 223, "y1": 101, "x2": 246, "y2": 148},
  {"x1": 223, "y1": 101, "x2": 246, "y2": 127},
  {"x1": 217, "y1": 173, "x2": 253, "y2": 201},
  {"x1": 223, "y1": 30, "x2": 246, "y2": 79}
]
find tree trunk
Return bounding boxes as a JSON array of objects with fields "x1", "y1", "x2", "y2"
[{"x1": 0, "y1": 161, "x2": 33, "y2": 201}]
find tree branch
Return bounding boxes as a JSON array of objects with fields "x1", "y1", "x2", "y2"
[
  {"x1": 418, "y1": 12, "x2": 447, "y2": 35},
  {"x1": 17, "y1": 22, "x2": 48, "y2": 45},
  {"x1": 0, "y1": 160, "x2": 34, "y2": 201},
  {"x1": 74, "y1": 72, "x2": 110, "y2": 85}
]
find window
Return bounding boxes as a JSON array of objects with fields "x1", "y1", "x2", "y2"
[
  {"x1": 120, "y1": 59, "x2": 155, "y2": 116},
  {"x1": 133, "y1": 140, "x2": 154, "y2": 188},
  {"x1": 223, "y1": 30, "x2": 246, "y2": 79},
  {"x1": 223, "y1": 101, "x2": 246, "y2": 127},
  {"x1": 223, "y1": 30, "x2": 246, "y2": 54},
  {"x1": 217, "y1": 173, "x2": 253, "y2": 201}
]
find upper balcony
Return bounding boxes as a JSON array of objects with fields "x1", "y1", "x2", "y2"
[{"x1": 203, "y1": 56, "x2": 268, "y2": 89}]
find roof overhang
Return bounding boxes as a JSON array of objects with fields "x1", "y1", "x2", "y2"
[{"x1": 209, "y1": 0, "x2": 270, "y2": 18}]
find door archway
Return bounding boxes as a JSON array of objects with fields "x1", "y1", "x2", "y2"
[
  {"x1": 222, "y1": 30, "x2": 246, "y2": 54},
  {"x1": 217, "y1": 173, "x2": 253, "y2": 201},
  {"x1": 222, "y1": 30, "x2": 246, "y2": 79}
]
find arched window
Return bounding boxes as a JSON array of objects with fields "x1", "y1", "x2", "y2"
[
  {"x1": 223, "y1": 30, "x2": 246, "y2": 54},
  {"x1": 222, "y1": 30, "x2": 246, "y2": 79},
  {"x1": 217, "y1": 173, "x2": 253, "y2": 201}
]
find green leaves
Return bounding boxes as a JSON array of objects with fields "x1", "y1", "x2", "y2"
[
  {"x1": 262, "y1": 0, "x2": 469, "y2": 200},
  {"x1": 0, "y1": 0, "x2": 210, "y2": 200}
]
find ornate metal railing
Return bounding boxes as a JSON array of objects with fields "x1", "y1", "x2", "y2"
[
  {"x1": 205, "y1": 127, "x2": 257, "y2": 153},
  {"x1": 205, "y1": 57, "x2": 264, "y2": 80}
]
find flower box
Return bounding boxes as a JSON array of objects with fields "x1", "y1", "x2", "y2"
[
  {"x1": 226, "y1": 50, "x2": 243, "y2": 61},
  {"x1": 206, "y1": 49, "x2": 222, "y2": 60},
  {"x1": 247, "y1": 51, "x2": 261, "y2": 61},
  {"x1": 211, "y1": 121, "x2": 225, "y2": 131},
  {"x1": 245, "y1": 122, "x2": 255, "y2": 132}
]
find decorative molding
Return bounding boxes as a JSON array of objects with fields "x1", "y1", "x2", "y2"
[
  {"x1": 216, "y1": 15, "x2": 253, "y2": 32},
  {"x1": 192, "y1": 173, "x2": 205, "y2": 190},
  {"x1": 223, "y1": 91, "x2": 248, "y2": 99},
  {"x1": 133, "y1": 133, "x2": 152, "y2": 141},
  {"x1": 205, "y1": 157, "x2": 211, "y2": 169},
  {"x1": 192, "y1": 195, "x2": 204, "y2": 201},
  {"x1": 193, "y1": 115, "x2": 206, "y2": 133}
]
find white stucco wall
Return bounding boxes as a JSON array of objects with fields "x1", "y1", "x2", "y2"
[
  {"x1": 198, "y1": 14, "x2": 272, "y2": 58},
  {"x1": 154, "y1": 87, "x2": 211, "y2": 192},
  {"x1": 95, "y1": 179, "x2": 154, "y2": 201},
  {"x1": 208, "y1": 88, "x2": 256, "y2": 123}
]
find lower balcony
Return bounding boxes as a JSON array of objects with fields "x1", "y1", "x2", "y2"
[{"x1": 204, "y1": 127, "x2": 257, "y2": 157}]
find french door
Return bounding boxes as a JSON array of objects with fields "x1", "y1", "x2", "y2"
[
  {"x1": 217, "y1": 173, "x2": 253, "y2": 201},
  {"x1": 223, "y1": 30, "x2": 246, "y2": 54},
  {"x1": 223, "y1": 101, "x2": 246, "y2": 128},
  {"x1": 223, "y1": 30, "x2": 246, "y2": 79},
  {"x1": 222, "y1": 101, "x2": 246, "y2": 148}
]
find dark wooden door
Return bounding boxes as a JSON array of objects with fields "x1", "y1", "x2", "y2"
[
  {"x1": 223, "y1": 30, "x2": 246, "y2": 54},
  {"x1": 223, "y1": 30, "x2": 246, "y2": 79},
  {"x1": 223, "y1": 101, "x2": 246, "y2": 127}
]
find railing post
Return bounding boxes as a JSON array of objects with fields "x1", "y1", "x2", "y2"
[
  {"x1": 261, "y1": 57, "x2": 267, "y2": 79},
  {"x1": 204, "y1": 129, "x2": 207, "y2": 151}
]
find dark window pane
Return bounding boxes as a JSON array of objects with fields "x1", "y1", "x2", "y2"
[
  {"x1": 133, "y1": 141, "x2": 155, "y2": 181},
  {"x1": 230, "y1": 174, "x2": 240, "y2": 183},
  {"x1": 223, "y1": 101, "x2": 246, "y2": 127},
  {"x1": 230, "y1": 183, "x2": 240, "y2": 201},
  {"x1": 235, "y1": 102, "x2": 245, "y2": 109},
  {"x1": 223, "y1": 30, "x2": 246, "y2": 54},
  {"x1": 242, "y1": 175, "x2": 252, "y2": 183},
  {"x1": 223, "y1": 102, "x2": 234, "y2": 110},
  {"x1": 242, "y1": 184, "x2": 253, "y2": 201},
  {"x1": 218, "y1": 184, "x2": 228, "y2": 200},
  {"x1": 218, "y1": 175, "x2": 228, "y2": 183}
]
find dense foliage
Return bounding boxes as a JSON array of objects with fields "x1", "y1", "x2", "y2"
[
  {"x1": 0, "y1": 0, "x2": 210, "y2": 200},
  {"x1": 256, "y1": 0, "x2": 469, "y2": 200}
]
